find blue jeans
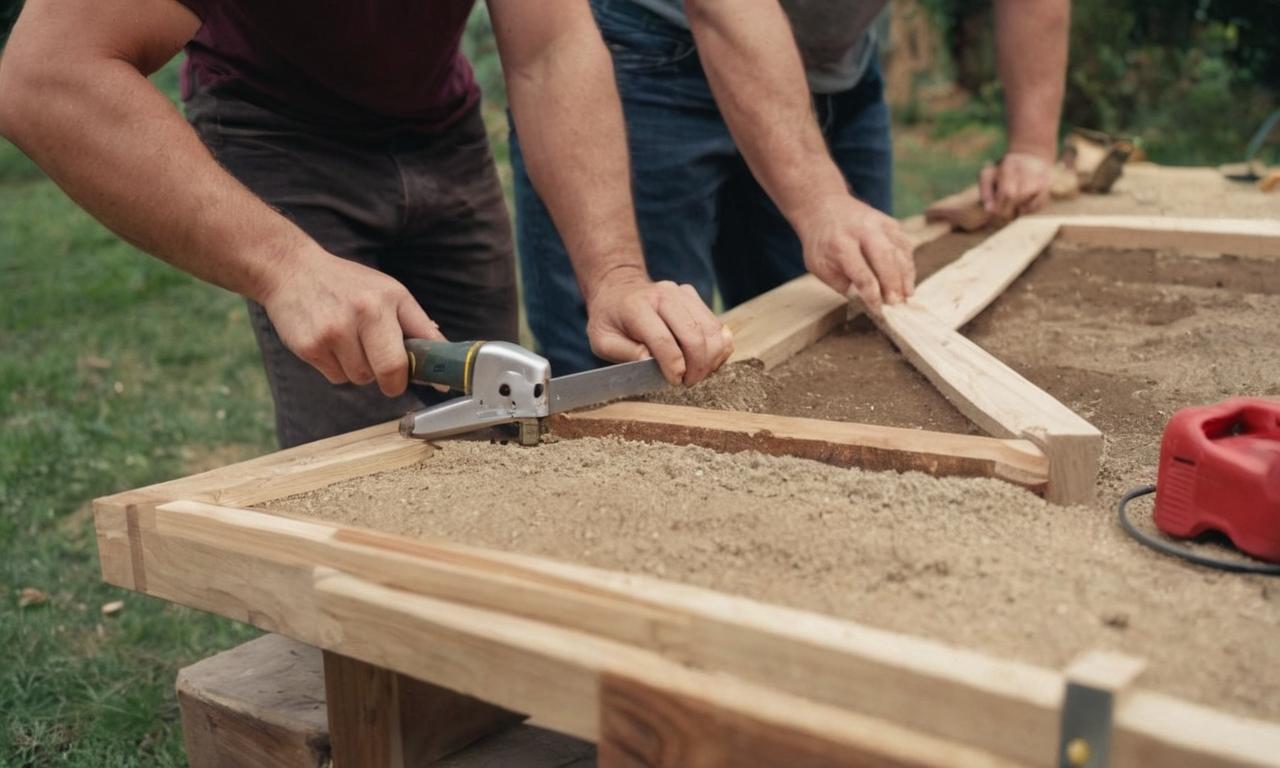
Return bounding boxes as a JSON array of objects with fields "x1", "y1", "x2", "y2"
[{"x1": 511, "y1": 0, "x2": 893, "y2": 375}]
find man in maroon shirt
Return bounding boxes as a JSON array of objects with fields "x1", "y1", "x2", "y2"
[{"x1": 0, "y1": 0, "x2": 732, "y2": 446}]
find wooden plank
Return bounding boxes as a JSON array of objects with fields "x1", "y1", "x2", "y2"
[
  {"x1": 723, "y1": 214, "x2": 952, "y2": 369},
  {"x1": 95, "y1": 420, "x2": 429, "y2": 514},
  {"x1": 117, "y1": 500, "x2": 1280, "y2": 767},
  {"x1": 597, "y1": 671, "x2": 1019, "y2": 768},
  {"x1": 551, "y1": 401, "x2": 1049, "y2": 491},
  {"x1": 319, "y1": 571, "x2": 1019, "y2": 768},
  {"x1": 875, "y1": 302, "x2": 1102, "y2": 505},
  {"x1": 722, "y1": 273, "x2": 849, "y2": 370},
  {"x1": 322, "y1": 651, "x2": 523, "y2": 768},
  {"x1": 92, "y1": 419, "x2": 429, "y2": 589},
  {"x1": 910, "y1": 218, "x2": 1061, "y2": 330},
  {"x1": 1043, "y1": 216, "x2": 1280, "y2": 259}
]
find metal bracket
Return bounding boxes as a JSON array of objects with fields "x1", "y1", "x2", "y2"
[{"x1": 1057, "y1": 651, "x2": 1147, "y2": 768}]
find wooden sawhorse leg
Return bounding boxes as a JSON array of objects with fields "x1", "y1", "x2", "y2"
[{"x1": 322, "y1": 650, "x2": 524, "y2": 768}]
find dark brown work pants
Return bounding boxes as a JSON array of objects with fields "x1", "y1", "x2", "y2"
[{"x1": 186, "y1": 88, "x2": 519, "y2": 448}]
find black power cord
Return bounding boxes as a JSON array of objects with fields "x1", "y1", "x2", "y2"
[{"x1": 1118, "y1": 485, "x2": 1280, "y2": 576}]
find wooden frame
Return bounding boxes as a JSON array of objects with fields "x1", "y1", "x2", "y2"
[
  {"x1": 597, "y1": 215, "x2": 1280, "y2": 505},
  {"x1": 95, "y1": 215, "x2": 1280, "y2": 766}
]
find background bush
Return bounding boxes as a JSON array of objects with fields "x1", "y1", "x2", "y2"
[{"x1": 921, "y1": 0, "x2": 1279, "y2": 164}]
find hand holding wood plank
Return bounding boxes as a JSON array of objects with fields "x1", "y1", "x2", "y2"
[{"x1": 799, "y1": 196, "x2": 917, "y2": 314}]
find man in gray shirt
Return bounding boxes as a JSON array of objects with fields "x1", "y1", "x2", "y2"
[{"x1": 511, "y1": 0, "x2": 1068, "y2": 375}]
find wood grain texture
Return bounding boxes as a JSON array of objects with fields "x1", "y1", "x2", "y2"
[
  {"x1": 91, "y1": 419, "x2": 429, "y2": 590},
  {"x1": 551, "y1": 401, "x2": 1049, "y2": 491},
  {"x1": 1045, "y1": 215, "x2": 1280, "y2": 259},
  {"x1": 177, "y1": 634, "x2": 328, "y2": 768},
  {"x1": 875, "y1": 302, "x2": 1102, "y2": 505},
  {"x1": 113, "y1": 500, "x2": 1280, "y2": 767},
  {"x1": 910, "y1": 217, "x2": 1061, "y2": 329},
  {"x1": 597, "y1": 672, "x2": 1021, "y2": 768},
  {"x1": 723, "y1": 215, "x2": 952, "y2": 369},
  {"x1": 722, "y1": 273, "x2": 850, "y2": 370},
  {"x1": 323, "y1": 651, "x2": 522, "y2": 768}
]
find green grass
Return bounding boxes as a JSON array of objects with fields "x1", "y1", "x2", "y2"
[
  {"x1": 0, "y1": 63, "x2": 273, "y2": 766},
  {"x1": 0, "y1": 49, "x2": 992, "y2": 764}
]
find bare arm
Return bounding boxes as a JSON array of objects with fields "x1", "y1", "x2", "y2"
[
  {"x1": 0, "y1": 0, "x2": 442, "y2": 396},
  {"x1": 684, "y1": 0, "x2": 914, "y2": 311},
  {"x1": 488, "y1": 0, "x2": 730, "y2": 383},
  {"x1": 980, "y1": 0, "x2": 1070, "y2": 216}
]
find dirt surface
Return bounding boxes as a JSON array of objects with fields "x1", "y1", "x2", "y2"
[
  {"x1": 263, "y1": 175, "x2": 1280, "y2": 724},
  {"x1": 266, "y1": 436, "x2": 1280, "y2": 723}
]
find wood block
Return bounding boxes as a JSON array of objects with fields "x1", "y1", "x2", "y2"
[
  {"x1": 323, "y1": 650, "x2": 525, "y2": 768},
  {"x1": 924, "y1": 185, "x2": 995, "y2": 232},
  {"x1": 178, "y1": 634, "x2": 594, "y2": 768},
  {"x1": 177, "y1": 634, "x2": 329, "y2": 768}
]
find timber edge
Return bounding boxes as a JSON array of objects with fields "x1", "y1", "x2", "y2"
[{"x1": 92, "y1": 475, "x2": 1280, "y2": 767}]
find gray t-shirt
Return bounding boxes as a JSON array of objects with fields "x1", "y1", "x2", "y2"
[{"x1": 625, "y1": 0, "x2": 887, "y2": 93}]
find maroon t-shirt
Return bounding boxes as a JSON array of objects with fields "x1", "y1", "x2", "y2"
[{"x1": 177, "y1": 0, "x2": 480, "y2": 133}]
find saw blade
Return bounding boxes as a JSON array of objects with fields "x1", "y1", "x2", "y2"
[{"x1": 548, "y1": 358, "x2": 669, "y2": 415}]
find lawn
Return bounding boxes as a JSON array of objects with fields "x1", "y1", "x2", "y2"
[{"x1": 0, "y1": 59, "x2": 985, "y2": 766}]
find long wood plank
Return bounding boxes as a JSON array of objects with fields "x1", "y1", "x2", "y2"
[
  {"x1": 727, "y1": 215, "x2": 1280, "y2": 375},
  {"x1": 551, "y1": 401, "x2": 1049, "y2": 491},
  {"x1": 875, "y1": 302, "x2": 1102, "y2": 505},
  {"x1": 93, "y1": 420, "x2": 428, "y2": 590},
  {"x1": 723, "y1": 215, "x2": 951, "y2": 369},
  {"x1": 101, "y1": 496, "x2": 1019, "y2": 767},
  {"x1": 318, "y1": 572, "x2": 1022, "y2": 768},
  {"x1": 99, "y1": 499, "x2": 1280, "y2": 767},
  {"x1": 1044, "y1": 215, "x2": 1280, "y2": 259},
  {"x1": 910, "y1": 217, "x2": 1061, "y2": 330}
]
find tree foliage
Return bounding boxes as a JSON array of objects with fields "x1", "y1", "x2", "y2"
[{"x1": 921, "y1": 0, "x2": 1280, "y2": 163}]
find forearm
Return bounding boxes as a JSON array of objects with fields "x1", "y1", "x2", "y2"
[
  {"x1": 501, "y1": 25, "x2": 648, "y2": 299},
  {"x1": 994, "y1": 0, "x2": 1069, "y2": 160},
  {"x1": 0, "y1": 55, "x2": 315, "y2": 303},
  {"x1": 685, "y1": 0, "x2": 847, "y2": 229}
]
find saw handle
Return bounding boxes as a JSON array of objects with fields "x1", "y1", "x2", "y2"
[{"x1": 405, "y1": 339, "x2": 484, "y2": 394}]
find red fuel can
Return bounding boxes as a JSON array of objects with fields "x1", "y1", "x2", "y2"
[{"x1": 1154, "y1": 398, "x2": 1280, "y2": 563}]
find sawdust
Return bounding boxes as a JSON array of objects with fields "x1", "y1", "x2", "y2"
[
  {"x1": 645, "y1": 359, "x2": 771, "y2": 412},
  {"x1": 266, "y1": 437, "x2": 1280, "y2": 723}
]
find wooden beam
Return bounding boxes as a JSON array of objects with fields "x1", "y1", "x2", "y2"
[
  {"x1": 322, "y1": 651, "x2": 522, "y2": 768},
  {"x1": 596, "y1": 671, "x2": 1018, "y2": 768},
  {"x1": 1043, "y1": 216, "x2": 1280, "y2": 259},
  {"x1": 103, "y1": 499, "x2": 1280, "y2": 767},
  {"x1": 93, "y1": 419, "x2": 428, "y2": 590},
  {"x1": 723, "y1": 215, "x2": 951, "y2": 369},
  {"x1": 875, "y1": 302, "x2": 1102, "y2": 505},
  {"x1": 551, "y1": 402, "x2": 1049, "y2": 492},
  {"x1": 722, "y1": 274, "x2": 850, "y2": 370},
  {"x1": 910, "y1": 218, "x2": 1061, "y2": 330},
  {"x1": 318, "y1": 571, "x2": 1017, "y2": 768}
]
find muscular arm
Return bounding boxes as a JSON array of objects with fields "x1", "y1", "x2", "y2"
[
  {"x1": 683, "y1": 0, "x2": 914, "y2": 310},
  {"x1": 0, "y1": 0, "x2": 442, "y2": 396},
  {"x1": 980, "y1": 0, "x2": 1070, "y2": 216},
  {"x1": 488, "y1": 0, "x2": 730, "y2": 383}
]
